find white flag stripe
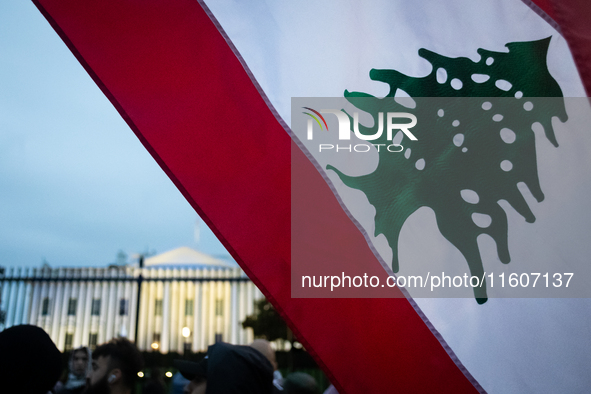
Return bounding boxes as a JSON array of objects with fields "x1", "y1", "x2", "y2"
[{"x1": 204, "y1": 1, "x2": 591, "y2": 392}]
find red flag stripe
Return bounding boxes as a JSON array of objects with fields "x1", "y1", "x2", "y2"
[
  {"x1": 525, "y1": 0, "x2": 557, "y2": 21},
  {"x1": 529, "y1": 0, "x2": 591, "y2": 96},
  {"x1": 32, "y1": 0, "x2": 483, "y2": 392}
]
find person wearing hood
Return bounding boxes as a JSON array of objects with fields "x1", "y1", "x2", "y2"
[
  {"x1": 0, "y1": 325, "x2": 62, "y2": 394},
  {"x1": 57, "y1": 346, "x2": 92, "y2": 394},
  {"x1": 174, "y1": 342, "x2": 274, "y2": 394}
]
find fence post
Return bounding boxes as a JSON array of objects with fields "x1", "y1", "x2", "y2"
[{"x1": 134, "y1": 256, "x2": 143, "y2": 344}]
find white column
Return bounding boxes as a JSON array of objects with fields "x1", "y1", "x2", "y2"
[
  {"x1": 245, "y1": 281, "x2": 255, "y2": 344},
  {"x1": 169, "y1": 268, "x2": 179, "y2": 352},
  {"x1": 5, "y1": 267, "x2": 19, "y2": 328},
  {"x1": 230, "y1": 276, "x2": 238, "y2": 344},
  {"x1": 137, "y1": 266, "x2": 150, "y2": 350},
  {"x1": 23, "y1": 269, "x2": 34, "y2": 325},
  {"x1": 68, "y1": 270, "x2": 78, "y2": 346},
  {"x1": 40, "y1": 268, "x2": 52, "y2": 333},
  {"x1": 58, "y1": 269, "x2": 74, "y2": 351},
  {"x1": 28, "y1": 269, "x2": 41, "y2": 325},
  {"x1": 5, "y1": 268, "x2": 16, "y2": 328},
  {"x1": 91, "y1": 271, "x2": 102, "y2": 344},
  {"x1": 1, "y1": 268, "x2": 11, "y2": 328},
  {"x1": 105, "y1": 269, "x2": 117, "y2": 341},
  {"x1": 200, "y1": 269, "x2": 209, "y2": 349},
  {"x1": 13, "y1": 268, "x2": 26, "y2": 325},
  {"x1": 118, "y1": 267, "x2": 128, "y2": 337},
  {"x1": 124, "y1": 267, "x2": 134, "y2": 340},
  {"x1": 112, "y1": 270, "x2": 121, "y2": 339},
  {"x1": 73, "y1": 269, "x2": 87, "y2": 348},
  {"x1": 217, "y1": 271, "x2": 224, "y2": 342},
  {"x1": 51, "y1": 269, "x2": 65, "y2": 347},
  {"x1": 154, "y1": 269, "x2": 164, "y2": 350},
  {"x1": 26, "y1": 270, "x2": 36, "y2": 325},
  {"x1": 192, "y1": 269, "x2": 202, "y2": 352},
  {"x1": 237, "y1": 281, "x2": 245, "y2": 344},
  {"x1": 216, "y1": 273, "x2": 223, "y2": 343},
  {"x1": 12, "y1": 267, "x2": 22, "y2": 325},
  {"x1": 223, "y1": 270, "x2": 231, "y2": 343},
  {"x1": 161, "y1": 269, "x2": 172, "y2": 353},
  {"x1": 82, "y1": 269, "x2": 94, "y2": 347},
  {"x1": 16, "y1": 268, "x2": 31, "y2": 325},
  {"x1": 208, "y1": 270, "x2": 216, "y2": 346},
  {"x1": 113, "y1": 268, "x2": 125, "y2": 337},
  {"x1": 186, "y1": 271, "x2": 194, "y2": 352},
  {"x1": 116, "y1": 268, "x2": 124, "y2": 336},
  {"x1": 214, "y1": 272, "x2": 221, "y2": 341},
  {"x1": 0, "y1": 269, "x2": 12, "y2": 329},
  {"x1": 98, "y1": 269, "x2": 110, "y2": 344},
  {"x1": 125, "y1": 268, "x2": 141, "y2": 346},
  {"x1": 177, "y1": 269, "x2": 187, "y2": 353},
  {"x1": 145, "y1": 269, "x2": 158, "y2": 350}
]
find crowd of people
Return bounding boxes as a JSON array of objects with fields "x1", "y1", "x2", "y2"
[{"x1": 0, "y1": 325, "x2": 337, "y2": 394}]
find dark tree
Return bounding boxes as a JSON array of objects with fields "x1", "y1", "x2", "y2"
[{"x1": 242, "y1": 299, "x2": 289, "y2": 341}]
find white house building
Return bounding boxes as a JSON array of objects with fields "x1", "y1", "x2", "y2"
[{"x1": 0, "y1": 247, "x2": 263, "y2": 353}]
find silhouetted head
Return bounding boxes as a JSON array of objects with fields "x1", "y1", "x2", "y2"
[{"x1": 0, "y1": 325, "x2": 62, "y2": 394}]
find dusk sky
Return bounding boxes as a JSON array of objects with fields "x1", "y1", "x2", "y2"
[{"x1": 0, "y1": 1, "x2": 231, "y2": 268}]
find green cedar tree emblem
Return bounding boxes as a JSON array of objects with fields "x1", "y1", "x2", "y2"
[{"x1": 327, "y1": 37, "x2": 567, "y2": 303}]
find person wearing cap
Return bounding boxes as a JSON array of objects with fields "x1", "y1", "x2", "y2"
[
  {"x1": 0, "y1": 324, "x2": 62, "y2": 394},
  {"x1": 85, "y1": 337, "x2": 144, "y2": 394},
  {"x1": 174, "y1": 342, "x2": 274, "y2": 394}
]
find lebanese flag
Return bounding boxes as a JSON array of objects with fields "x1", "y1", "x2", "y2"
[{"x1": 33, "y1": 0, "x2": 591, "y2": 393}]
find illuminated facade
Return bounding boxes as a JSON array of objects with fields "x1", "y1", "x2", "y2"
[{"x1": 0, "y1": 247, "x2": 262, "y2": 352}]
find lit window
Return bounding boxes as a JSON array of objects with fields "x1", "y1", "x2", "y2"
[
  {"x1": 119, "y1": 299, "x2": 128, "y2": 316},
  {"x1": 91, "y1": 299, "x2": 101, "y2": 316},
  {"x1": 185, "y1": 299, "x2": 194, "y2": 316},
  {"x1": 68, "y1": 298, "x2": 77, "y2": 316},
  {"x1": 215, "y1": 299, "x2": 223, "y2": 316},
  {"x1": 64, "y1": 333, "x2": 74, "y2": 351},
  {"x1": 89, "y1": 333, "x2": 98, "y2": 349},
  {"x1": 155, "y1": 299, "x2": 163, "y2": 316},
  {"x1": 41, "y1": 298, "x2": 50, "y2": 316}
]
